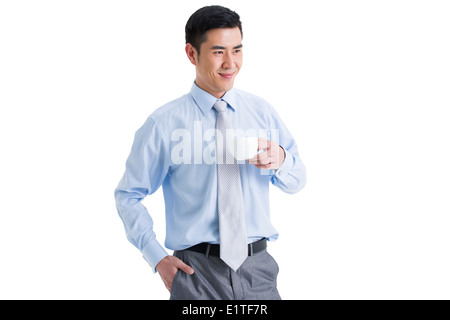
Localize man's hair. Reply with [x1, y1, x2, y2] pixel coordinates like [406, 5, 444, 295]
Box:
[185, 5, 243, 54]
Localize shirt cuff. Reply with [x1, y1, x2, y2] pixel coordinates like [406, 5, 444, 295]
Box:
[141, 238, 169, 273]
[274, 147, 294, 178]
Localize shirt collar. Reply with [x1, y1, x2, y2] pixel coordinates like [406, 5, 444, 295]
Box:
[190, 82, 237, 116]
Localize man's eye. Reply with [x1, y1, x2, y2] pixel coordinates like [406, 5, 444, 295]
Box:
[214, 51, 224, 55]
[234, 50, 241, 54]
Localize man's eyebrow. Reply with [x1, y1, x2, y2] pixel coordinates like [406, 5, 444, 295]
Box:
[210, 44, 243, 50]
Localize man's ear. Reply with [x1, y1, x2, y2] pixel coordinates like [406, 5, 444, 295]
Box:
[185, 43, 198, 66]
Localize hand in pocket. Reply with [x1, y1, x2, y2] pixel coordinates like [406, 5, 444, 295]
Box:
[156, 255, 194, 291]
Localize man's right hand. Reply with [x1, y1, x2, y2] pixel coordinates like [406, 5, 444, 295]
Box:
[156, 255, 194, 292]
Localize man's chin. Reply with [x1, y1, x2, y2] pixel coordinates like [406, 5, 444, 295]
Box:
[218, 81, 235, 93]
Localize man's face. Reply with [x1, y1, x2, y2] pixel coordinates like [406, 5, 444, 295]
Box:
[186, 27, 243, 98]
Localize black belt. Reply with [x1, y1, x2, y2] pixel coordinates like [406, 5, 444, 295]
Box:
[184, 238, 267, 257]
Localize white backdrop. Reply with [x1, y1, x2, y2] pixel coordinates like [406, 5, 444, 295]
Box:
[1, 0, 449, 300]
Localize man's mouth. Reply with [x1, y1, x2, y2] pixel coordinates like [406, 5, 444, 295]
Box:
[218, 72, 235, 79]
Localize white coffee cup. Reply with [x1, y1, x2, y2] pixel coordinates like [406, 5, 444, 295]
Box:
[228, 137, 259, 161]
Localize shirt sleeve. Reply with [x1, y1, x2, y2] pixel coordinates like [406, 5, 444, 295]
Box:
[268, 106, 307, 194]
[114, 117, 170, 272]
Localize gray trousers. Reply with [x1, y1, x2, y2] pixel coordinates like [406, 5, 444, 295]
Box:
[170, 248, 281, 300]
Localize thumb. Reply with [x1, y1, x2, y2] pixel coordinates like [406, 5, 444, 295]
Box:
[258, 138, 269, 151]
[176, 260, 195, 275]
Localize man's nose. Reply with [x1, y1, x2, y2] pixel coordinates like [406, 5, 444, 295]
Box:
[222, 52, 234, 69]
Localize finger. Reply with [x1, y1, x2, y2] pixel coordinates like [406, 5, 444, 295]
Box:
[254, 156, 277, 169]
[257, 138, 270, 151]
[249, 150, 268, 163]
[254, 163, 273, 170]
[176, 260, 195, 275]
[257, 153, 275, 165]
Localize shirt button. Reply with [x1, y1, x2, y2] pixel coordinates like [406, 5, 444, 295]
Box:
[278, 170, 283, 175]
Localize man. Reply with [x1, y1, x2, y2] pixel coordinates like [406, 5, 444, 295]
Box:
[115, 5, 306, 300]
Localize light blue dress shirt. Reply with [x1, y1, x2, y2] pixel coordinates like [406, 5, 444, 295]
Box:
[114, 83, 306, 271]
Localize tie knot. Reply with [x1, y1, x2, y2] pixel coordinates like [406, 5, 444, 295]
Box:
[213, 100, 228, 113]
